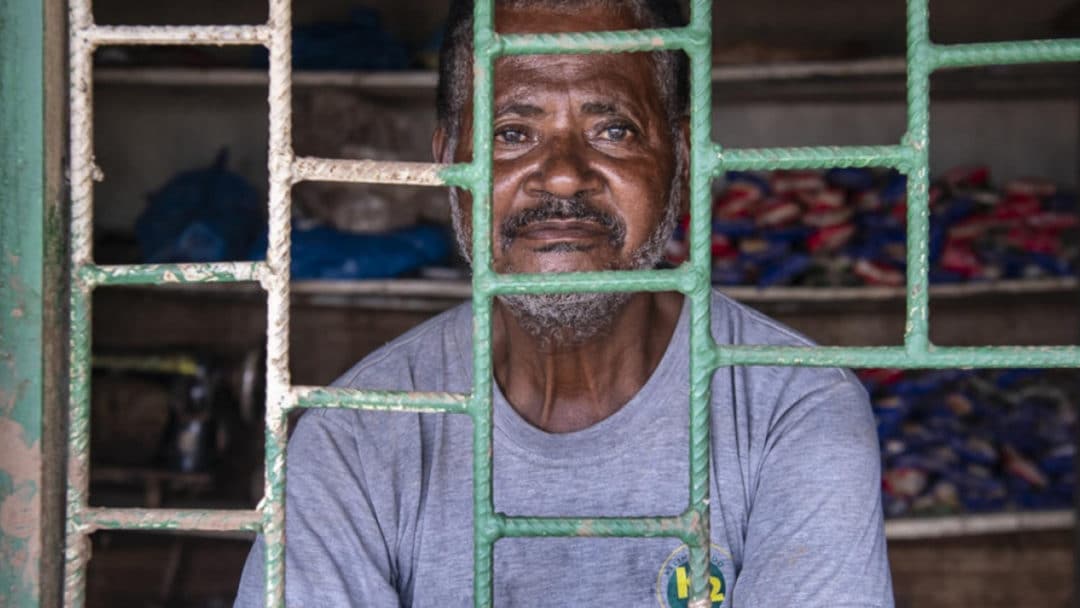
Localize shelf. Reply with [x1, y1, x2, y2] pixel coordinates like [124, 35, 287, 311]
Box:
[95, 59, 904, 88]
[105, 274, 1075, 311]
[93, 58, 1080, 101]
[884, 510, 1073, 540]
[95, 66, 438, 90]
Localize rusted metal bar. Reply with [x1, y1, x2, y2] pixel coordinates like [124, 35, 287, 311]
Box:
[80, 261, 268, 286]
[293, 157, 447, 187]
[83, 24, 271, 46]
[261, 0, 294, 605]
[77, 508, 262, 533]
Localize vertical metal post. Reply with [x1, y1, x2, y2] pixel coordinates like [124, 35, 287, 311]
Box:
[0, 1, 47, 605]
[262, 0, 294, 605]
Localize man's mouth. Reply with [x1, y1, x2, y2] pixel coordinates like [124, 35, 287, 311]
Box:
[498, 194, 628, 253]
[516, 219, 610, 244]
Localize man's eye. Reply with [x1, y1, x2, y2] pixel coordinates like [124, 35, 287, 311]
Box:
[599, 123, 634, 142]
[495, 127, 529, 144]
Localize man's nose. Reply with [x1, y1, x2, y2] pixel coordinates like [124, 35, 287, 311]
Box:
[529, 135, 600, 199]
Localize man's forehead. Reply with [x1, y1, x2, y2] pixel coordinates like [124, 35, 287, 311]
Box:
[491, 54, 660, 111]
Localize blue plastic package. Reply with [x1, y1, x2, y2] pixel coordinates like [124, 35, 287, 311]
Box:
[711, 219, 757, 238]
[880, 172, 907, 205]
[135, 150, 263, 263]
[825, 167, 875, 192]
[248, 222, 451, 280]
[724, 171, 771, 196]
[757, 254, 811, 287]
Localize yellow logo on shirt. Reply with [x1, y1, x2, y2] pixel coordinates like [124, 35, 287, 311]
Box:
[656, 544, 729, 607]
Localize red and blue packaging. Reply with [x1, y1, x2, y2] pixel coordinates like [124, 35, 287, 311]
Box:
[664, 166, 1078, 287]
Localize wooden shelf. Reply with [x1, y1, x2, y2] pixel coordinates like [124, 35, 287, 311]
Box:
[885, 510, 1073, 540]
[135, 275, 1078, 304]
[95, 66, 438, 90]
[93, 58, 1080, 101]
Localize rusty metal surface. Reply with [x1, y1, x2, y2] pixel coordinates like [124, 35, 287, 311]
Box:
[84, 24, 271, 46]
[292, 157, 447, 187]
[76, 508, 262, 533]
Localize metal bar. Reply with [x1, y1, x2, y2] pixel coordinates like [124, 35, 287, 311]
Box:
[292, 157, 447, 187]
[685, 0, 716, 604]
[82, 24, 271, 46]
[63, 282, 91, 608]
[67, 9, 93, 270]
[77, 508, 262, 533]
[713, 345, 1080, 369]
[0, 0, 46, 603]
[495, 26, 705, 55]
[79, 261, 267, 286]
[483, 268, 690, 296]
[498, 513, 696, 543]
[932, 39, 1080, 69]
[291, 387, 471, 415]
[261, 0, 293, 604]
[718, 145, 913, 172]
[469, 0, 497, 603]
[63, 0, 95, 602]
[903, 0, 932, 355]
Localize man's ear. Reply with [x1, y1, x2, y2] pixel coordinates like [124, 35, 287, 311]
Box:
[432, 126, 451, 164]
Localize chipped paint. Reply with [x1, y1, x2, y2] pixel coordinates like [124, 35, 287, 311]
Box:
[2, 0, 46, 604]
[0, 420, 43, 604]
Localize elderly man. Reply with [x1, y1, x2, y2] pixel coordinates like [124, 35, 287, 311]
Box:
[236, 0, 893, 606]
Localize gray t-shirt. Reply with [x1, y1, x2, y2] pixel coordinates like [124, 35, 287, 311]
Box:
[236, 291, 893, 607]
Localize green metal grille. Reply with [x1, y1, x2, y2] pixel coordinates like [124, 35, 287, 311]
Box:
[59, 0, 1080, 606]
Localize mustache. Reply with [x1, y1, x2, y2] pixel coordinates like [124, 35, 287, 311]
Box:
[499, 193, 627, 250]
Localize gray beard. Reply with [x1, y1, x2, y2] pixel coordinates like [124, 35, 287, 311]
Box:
[449, 185, 682, 347]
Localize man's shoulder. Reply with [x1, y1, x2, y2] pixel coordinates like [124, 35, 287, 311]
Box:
[710, 288, 816, 348]
[332, 301, 472, 392]
[710, 288, 868, 401]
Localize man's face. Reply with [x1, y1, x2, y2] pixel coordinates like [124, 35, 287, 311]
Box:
[441, 3, 682, 276]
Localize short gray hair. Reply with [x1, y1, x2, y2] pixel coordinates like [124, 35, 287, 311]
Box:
[435, 0, 689, 145]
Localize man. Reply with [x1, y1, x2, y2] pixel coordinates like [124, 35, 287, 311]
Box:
[236, 0, 893, 605]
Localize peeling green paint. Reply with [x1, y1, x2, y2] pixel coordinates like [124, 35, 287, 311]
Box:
[1, 0, 45, 605]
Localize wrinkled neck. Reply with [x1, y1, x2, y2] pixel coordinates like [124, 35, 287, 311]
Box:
[492, 291, 683, 433]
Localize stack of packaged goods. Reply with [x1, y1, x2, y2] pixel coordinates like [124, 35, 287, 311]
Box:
[664, 166, 1079, 287]
[860, 368, 1076, 518]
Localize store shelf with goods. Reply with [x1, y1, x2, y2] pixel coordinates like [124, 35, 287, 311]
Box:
[93, 58, 1080, 101]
